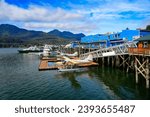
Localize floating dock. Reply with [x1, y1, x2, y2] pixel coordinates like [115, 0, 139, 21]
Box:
[39, 60, 59, 71]
[38, 58, 98, 71]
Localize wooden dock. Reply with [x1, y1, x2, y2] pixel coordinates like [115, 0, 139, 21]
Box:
[78, 62, 98, 67]
[41, 57, 63, 62]
[39, 60, 59, 71]
[39, 59, 98, 71]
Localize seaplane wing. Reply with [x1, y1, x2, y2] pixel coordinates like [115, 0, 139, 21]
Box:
[63, 54, 93, 64]
[65, 52, 78, 57]
[60, 52, 78, 57]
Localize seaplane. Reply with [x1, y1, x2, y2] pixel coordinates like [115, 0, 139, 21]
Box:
[57, 54, 93, 72]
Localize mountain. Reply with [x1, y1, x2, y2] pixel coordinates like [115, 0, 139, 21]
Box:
[0, 24, 85, 47]
[48, 29, 62, 36]
[48, 29, 85, 40]
[0, 24, 47, 43]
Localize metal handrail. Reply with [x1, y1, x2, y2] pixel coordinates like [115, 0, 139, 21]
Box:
[80, 42, 137, 59]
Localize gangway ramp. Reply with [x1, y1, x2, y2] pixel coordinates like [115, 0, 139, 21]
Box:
[80, 42, 137, 59]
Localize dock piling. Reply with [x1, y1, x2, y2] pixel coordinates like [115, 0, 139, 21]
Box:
[146, 58, 150, 88]
[135, 58, 139, 84]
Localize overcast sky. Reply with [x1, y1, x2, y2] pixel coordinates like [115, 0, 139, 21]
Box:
[0, 0, 150, 34]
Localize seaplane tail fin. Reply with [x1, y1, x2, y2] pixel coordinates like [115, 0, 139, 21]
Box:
[73, 52, 78, 56]
[66, 51, 78, 57]
[84, 54, 93, 62]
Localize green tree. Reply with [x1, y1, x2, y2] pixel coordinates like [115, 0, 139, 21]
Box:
[146, 25, 150, 30]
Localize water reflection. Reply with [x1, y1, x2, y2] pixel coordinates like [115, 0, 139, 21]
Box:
[89, 67, 150, 99]
[55, 65, 150, 99]
[56, 70, 90, 89]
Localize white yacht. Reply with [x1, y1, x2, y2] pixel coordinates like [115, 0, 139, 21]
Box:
[42, 44, 52, 57]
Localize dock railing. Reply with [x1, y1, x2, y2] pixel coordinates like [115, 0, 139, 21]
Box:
[128, 48, 150, 56]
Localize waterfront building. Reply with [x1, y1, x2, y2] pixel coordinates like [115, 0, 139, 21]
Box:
[81, 28, 150, 48]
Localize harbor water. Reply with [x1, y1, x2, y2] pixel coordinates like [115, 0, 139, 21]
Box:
[0, 48, 150, 100]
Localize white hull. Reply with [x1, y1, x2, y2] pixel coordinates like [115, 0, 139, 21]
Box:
[41, 44, 52, 57]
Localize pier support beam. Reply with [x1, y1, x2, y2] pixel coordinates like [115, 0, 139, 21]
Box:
[126, 56, 130, 73]
[107, 57, 110, 66]
[102, 57, 105, 66]
[126, 55, 134, 73]
[123, 55, 125, 68]
[115, 56, 120, 67]
[146, 58, 149, 88]
[119, 55, 130, 70]
[135, 58, 138, 84]
[134, 56, 150, 88]
[146, 79, 149, 89]
[112, 57, 115, 67]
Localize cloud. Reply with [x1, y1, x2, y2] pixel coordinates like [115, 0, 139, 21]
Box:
[76, 0, 150, 32]
[24, 22, 96, 33]
[0, 0, 83, 22]
[76, 0, 150, 19]
[0, 0, 94, 33]
[0, 0, 150, 34]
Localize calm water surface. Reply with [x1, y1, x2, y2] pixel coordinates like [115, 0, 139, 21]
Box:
[0, 48, 150, 100]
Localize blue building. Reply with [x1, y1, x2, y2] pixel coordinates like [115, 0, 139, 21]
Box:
[81, 29, 150, 48]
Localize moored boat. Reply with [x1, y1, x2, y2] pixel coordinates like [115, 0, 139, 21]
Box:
[39, 44, 52, 57]
[18, 46, 42, 53]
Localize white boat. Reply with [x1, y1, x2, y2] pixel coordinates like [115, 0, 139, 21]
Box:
[39, 44, 52, 57]
[18, 46, 42, 53]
